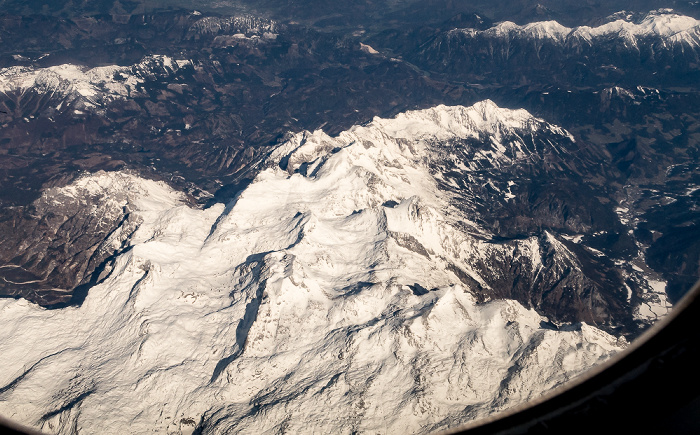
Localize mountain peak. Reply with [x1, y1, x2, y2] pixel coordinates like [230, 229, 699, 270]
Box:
[269, 100, 557, 178]
[454, 10, 700, 46]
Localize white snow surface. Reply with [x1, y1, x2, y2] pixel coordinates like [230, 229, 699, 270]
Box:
[457, 9, 700, 47]
[0, 101, 625, 435]
[37, 170, 185, 213]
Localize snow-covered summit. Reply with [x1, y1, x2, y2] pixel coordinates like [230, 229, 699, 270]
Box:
[37, 170, 186, 213]
[454, 10, 700, 47]
[573, 10, 700, 42]
[0, 101, 628, 434]
[367, 100, 550, 140]
[486, 20, 571, 41]
[271, 100, 570, 177]
[0, 55, 190, 110]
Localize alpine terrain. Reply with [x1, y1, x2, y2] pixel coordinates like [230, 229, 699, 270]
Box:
[0, 1, 698, 434]
[0, 101, 628, 434]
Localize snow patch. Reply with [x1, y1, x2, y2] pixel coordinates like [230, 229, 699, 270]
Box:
[634, 278, 673, 321]
[360, 43, 380, 54]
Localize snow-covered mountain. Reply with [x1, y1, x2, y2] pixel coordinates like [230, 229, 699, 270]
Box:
[452, 9, 700, 48]
[0, 55, 191, 112]
[0, 101, 636, 434]
[187, 14, 280, 37]
[413, 9, 700, 86]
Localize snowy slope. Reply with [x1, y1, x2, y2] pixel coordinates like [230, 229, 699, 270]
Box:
[0, 101, 628, 435]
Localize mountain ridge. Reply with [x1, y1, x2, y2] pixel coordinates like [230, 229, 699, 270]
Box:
[0, 102, 632, 432]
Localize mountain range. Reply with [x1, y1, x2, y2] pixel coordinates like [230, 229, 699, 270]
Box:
[0, 3, 698, 434]
[0, 102, 629, 434]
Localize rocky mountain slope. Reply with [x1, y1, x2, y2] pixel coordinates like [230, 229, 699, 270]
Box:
[0, 102, 629, 435]
[0, 171, 184, 306]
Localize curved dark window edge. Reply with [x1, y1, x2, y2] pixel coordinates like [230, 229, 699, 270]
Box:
[0, 416, 43, 435]
[449, 279, 700, 435]
[1, 281, 699, 435]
